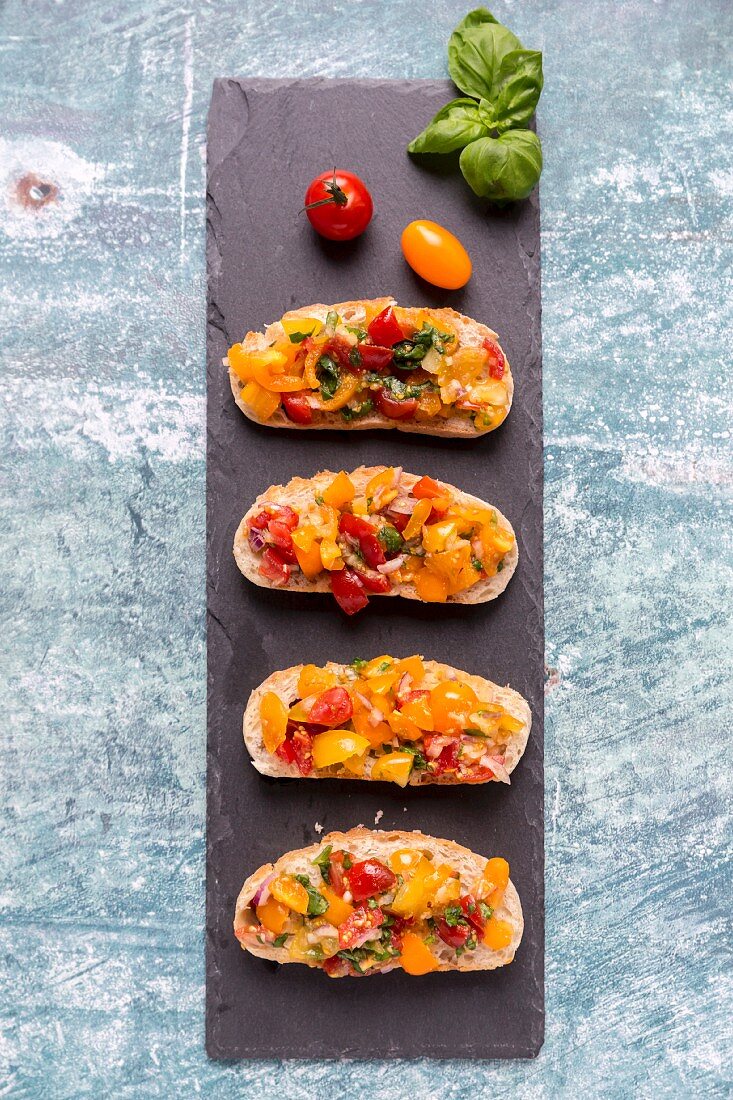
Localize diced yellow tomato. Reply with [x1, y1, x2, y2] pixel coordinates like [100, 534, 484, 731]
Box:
[413, 568, 449, 603]
[242, 348, 303, 392]
[280, 315, 323, 341]
[362, 655, 394, 677]
[468, 708, 502, 737]
[259, 691, 288, 753]
[291, 524, 317, 552]
[488, 527, 515, 555]
[315, 504, 339, 541]
[416, 391, 443, 419]
[399, 932, 438, 975]
[365, 467, 399, 511]
[390, 856, 434, 916]
[402, 498, 433, 541]
[469, 380, 507, 406]
[389, 849, 425, 875]
[400, 694, 434, 731]
[294, 541, 323, 580]
[482, 857, 510, 894]
[319, 538, 344, 571]
[320, 884, 354, 926]
[433, 876, 462, 906]
[315, 375, 360, 412]
[341, 752, 367, 777]
[288, 700, 312, 723]
[387, 709, 422, 741]
[297, 664, 338, 698]
[498, 711, 524, 734]
[270, 874, 309, 915]
[483, 916, 513, 951]
[422, 520, 460, 554]
[393, 655, 425, 682]
[351, 697, 392, 749]
[351, 496, 369, 517]
[227, 342, 255, 382]
[256, 896, 289, 935]
[311, 730, 369, 769]
[370, 751, 414, 787]
[240, 380, 281, 421]
[430, 681, 479, 734]
[422, 863, 455, 901]
[322, 471, 355, 509]
[445, 346, 487, 386]
[367, 671, 400, 696]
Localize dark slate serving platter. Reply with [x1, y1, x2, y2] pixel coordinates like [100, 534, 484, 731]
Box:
[206, 78, 543, 1060]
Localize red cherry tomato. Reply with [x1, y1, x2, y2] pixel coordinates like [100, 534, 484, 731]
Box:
[338, 513, 386, 568]
[328, 850, 351, 896]
[375, 388, 418, 420]
[368, 306, 405, 347]
[437, 918, 471, 948]
[321, 336, 354, 370]
[267, 520, 297, 561]
[388, 511, 410, 533]
[330, 568, 369, 615]
[290, 726, 313, 776]
[353, 568, 390, 593]
[346, 859, 396, 903]
[258, 547, 291, 585]
[350, 344, 394, 372]
[308, 686, 354, 726]
[459, 894, 486, 934]
[304, 169, 373, 241]
[275, 737, 296, 765]
[412, 475, 444, 499]
[338, 904, 384, 949]
[483, 337, 506, 379]
[281, 391, 313, 424]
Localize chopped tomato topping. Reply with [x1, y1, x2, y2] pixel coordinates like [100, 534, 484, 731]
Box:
[330, 568, 369, 615]
[338, 513, 386, 568]
[337, 904, 384, 949]
[350, 344, 394, 372]
[459, 893, 486, 934]
[483, 337, 506, 379]
[322, 955, 348, 977]
[347, 858, 397, 903]
[281, 391, 314, 424]
[367, 305, 405, 347]
[308, 686, 353, 726]
[388, 511, 410, 533]
[328, 850, 351, 896]
[374, 389, 418, 420]
[353, 568, 390, 593]
[437, 918, 471, 948]
[321, 336, 353, 370]
[412, 476, 444, 499]
[259, 547, 291, 585]
[290, 726, 313, 775]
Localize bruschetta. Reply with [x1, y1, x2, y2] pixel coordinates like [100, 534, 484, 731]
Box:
[246, 656, 531, 786]
[234, 828, 523, 978]
[225, 298, 512, 436]
[234, 465, 517, 613]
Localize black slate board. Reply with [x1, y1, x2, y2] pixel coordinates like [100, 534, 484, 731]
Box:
[206, 78, 544, 1060]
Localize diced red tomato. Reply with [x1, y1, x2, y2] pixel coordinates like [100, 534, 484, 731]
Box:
[353, 568, 390, 594]
[259, 547, 291, 585]
[267, 519, 297, 563]
[350, 344, 394, 372]
[437, 918, 471, 948]
[412, 476, 444, 499]
[290, 726, 313, 776]
[368, 305, 405, 347]
[375, 389, 418, 420]
[337, 904, 384, 949]
[396, 686, 430, 709]
[308, 686, 353, 726]
[424, 736, 461, 775]
[249, 510, 270, 531]
[389, 915, 414, 950]
[483, 337, 506, 379]
[328, 850, 351, 895]
[281, 391, 314, 424]
[338, 513, 386, 568]
[347, 859, 396, 903]
[330, 568, 369, 615]
[275, 737, 297, 765]
[459, 893, 486, 934]
[388, 511, 410, 533]
[322, 955, 348, 977]
[322, 336, 353, 370]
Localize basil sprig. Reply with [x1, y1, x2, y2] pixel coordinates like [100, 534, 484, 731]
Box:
[408, 8, 543, 203]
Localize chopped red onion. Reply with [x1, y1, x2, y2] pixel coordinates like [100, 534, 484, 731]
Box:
[248, 528, 267, 552]
[377, 554, 406, 575]
[480, 755, 511, 784]
[250, 873, 275, 908]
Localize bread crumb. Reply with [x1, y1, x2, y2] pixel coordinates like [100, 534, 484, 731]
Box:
[314, 821, 323, 834]
[374, 809, 383, 825]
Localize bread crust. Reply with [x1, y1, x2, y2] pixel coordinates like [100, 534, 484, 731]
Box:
[226, 298, 513, 437]
[233, 465, 518, 605]
[233, 828, 523, 976]
[243, 660, 531, 784]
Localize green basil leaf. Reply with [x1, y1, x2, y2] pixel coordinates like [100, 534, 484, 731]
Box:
[450, 7, 500, 37]
[491, 49, 544, 131]
[408, 98, 488, 155]
[294, 874, 329, 917]
[448, 22, 522, 101]
[459, 130, 542, 202]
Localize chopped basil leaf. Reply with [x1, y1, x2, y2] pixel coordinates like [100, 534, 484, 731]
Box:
[351, 658, 368, 671]
[471, 557, 484, 571]
[317, 354, 340, 400]
[337, 947, 368, 973]
[378, 526, 404, 553]
[377, 374, 437, 400]
[443, 904, 468, 928]
[479, 901, 494, 922]
[287, 330, 311, 344]
[497, 559, 505, 572]
[294, 874, 329, 917]
[312, 844, 333, 883]
[341, 397, 374, 421]
[367, 897, 378, 909]
[273, 933, 289, 948]
[392, 323, 454, 366]
[377, 660, 392, 673]
[342, 852, 353, 871]
[400, 745, 428, 770]
[315, 494, 325, 505]
[325, 310, 339, 329]
[345, 324, 367, 341]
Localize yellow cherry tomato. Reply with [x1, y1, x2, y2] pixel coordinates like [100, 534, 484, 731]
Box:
[259, 691, 288, 754]
[270, 874, 310, 915]
[256, 896, 289, 935]
[369, 751, 415, 787]
[399, 931, 439, 975]
[311, 730, 370, 769]
[483, 916, 513, 951]
[430, 680, 479, 734]
[320, 884, 354, 927]
[401, 220, 472, 290]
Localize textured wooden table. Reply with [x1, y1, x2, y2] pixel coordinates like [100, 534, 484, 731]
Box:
[1, 0, 731, 1096]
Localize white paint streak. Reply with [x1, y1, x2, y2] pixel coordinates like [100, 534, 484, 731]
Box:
[552, 779, 561, 842]
[179, 17, 194, 267]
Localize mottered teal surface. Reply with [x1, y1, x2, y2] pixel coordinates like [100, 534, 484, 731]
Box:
[1, 0, 731, 1095]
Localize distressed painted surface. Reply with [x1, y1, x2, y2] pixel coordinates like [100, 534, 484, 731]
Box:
[0, 0, 730, 1096]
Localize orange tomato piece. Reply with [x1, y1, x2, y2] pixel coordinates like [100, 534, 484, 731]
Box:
[483, 917, 513, 951]
[393, 655, 425, 682]
[256, 896, 289, 935]
[297, 664, 338, 698]
[413, 568, 449, 603]
[270, 874, 309, 915]
[321, 884, 354, 927]
[387, 709, 423, 741]
[402, 498, 432, 541]
[240, 380, 281, 421]
[400, 694, 434, 732]
[259, 691, 288, 753]
[430, 681, 478, 734]
[399, 931, 439, 975]
[351, 696, 391, 749]
[294, 541, 323, 580]
[322, 471, 356, 508]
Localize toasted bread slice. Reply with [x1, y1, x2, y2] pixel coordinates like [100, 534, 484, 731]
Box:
[244, 660, 531, 785]
[226, 298, 513, 437]
[233, 466, 518, 606]
[234, 828, 523, 977]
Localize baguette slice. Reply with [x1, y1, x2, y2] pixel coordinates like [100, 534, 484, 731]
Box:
[234, 828, 523, 977]
[226, 297, 513, 437]
[244, 660, 531, 784]
[234, 465, 518, 606]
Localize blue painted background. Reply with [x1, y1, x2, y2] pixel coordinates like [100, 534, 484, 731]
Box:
[1, 0, 731, 1096]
